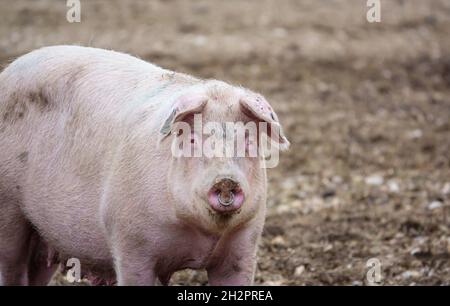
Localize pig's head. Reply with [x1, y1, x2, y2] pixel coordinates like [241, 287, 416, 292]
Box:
[158, 81, 289, 234]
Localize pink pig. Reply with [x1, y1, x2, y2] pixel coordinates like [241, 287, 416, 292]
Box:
[0, 46, 289, 286]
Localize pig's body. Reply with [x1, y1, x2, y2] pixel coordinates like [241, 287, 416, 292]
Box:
[0, 46, 287, 285]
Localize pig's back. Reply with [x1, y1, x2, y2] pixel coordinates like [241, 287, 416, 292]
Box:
[0, 46, 197, 260]
[0, 45, 177, 115]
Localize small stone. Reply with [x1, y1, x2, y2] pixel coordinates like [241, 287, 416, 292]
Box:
[387, 181, 400, 193]
[442, 183, 450, 195]
[294, 265, 305, 277]
[265, 280, 283, 286]
[324, 244, 333, 252]
[428, 201, 443, 210]
[402, 270, 422, 279]
[193, 35, 207, 46]
[365, 175, 384, 186]
[410, 247, 421, 256]
[291, 200, 303, 209]
[332, 176, 343, 184]
[407, 129, 423, 139]
[276, 204, 290, 214]
[271, 236, 286, 247]
[281, 178, 297, 190]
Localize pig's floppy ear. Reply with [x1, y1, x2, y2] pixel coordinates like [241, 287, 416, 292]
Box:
[159, 93, 208, 141]
[240, 95, 290, 151]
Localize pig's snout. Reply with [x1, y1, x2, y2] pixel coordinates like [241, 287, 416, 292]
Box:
[208, 177, 245, 213]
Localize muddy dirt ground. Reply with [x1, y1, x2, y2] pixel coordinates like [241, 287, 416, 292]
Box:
[1, 0, 449, 285]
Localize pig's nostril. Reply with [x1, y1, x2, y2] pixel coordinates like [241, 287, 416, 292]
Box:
[212, 178, 239, 192]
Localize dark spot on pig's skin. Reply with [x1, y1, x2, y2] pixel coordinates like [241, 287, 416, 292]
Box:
[15, 185, 21, 190]
[29, 91, 50, 110]
[17, 151, 28, 163]
[231, 262, 242, 273]
[3, 92, 30, 122]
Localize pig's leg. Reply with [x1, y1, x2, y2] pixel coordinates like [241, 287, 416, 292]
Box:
[104, 195, 157, 285]
[28, 264, 58, 286]
[207, 226, 262, 286]
[0, 199, 31, 285]
[27, 234, 58, 286]
[112, 242, 157, 286]
[114, 254, 157, 286]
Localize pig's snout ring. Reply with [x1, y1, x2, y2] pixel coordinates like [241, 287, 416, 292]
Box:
[218, 192, 234, 206]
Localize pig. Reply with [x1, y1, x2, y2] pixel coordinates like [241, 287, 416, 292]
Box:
[0, 45, 289, 286]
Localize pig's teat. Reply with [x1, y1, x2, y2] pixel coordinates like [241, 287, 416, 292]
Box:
[208, 178, 245, 213]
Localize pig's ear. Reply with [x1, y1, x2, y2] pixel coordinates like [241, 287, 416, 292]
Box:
[240, 95, 290, 151]
[159, 93, 208, 141]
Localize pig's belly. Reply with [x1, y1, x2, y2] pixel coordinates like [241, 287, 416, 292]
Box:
[20, 171, 112, 263]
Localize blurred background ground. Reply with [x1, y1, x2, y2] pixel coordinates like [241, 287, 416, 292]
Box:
[0, 0, 449, 285]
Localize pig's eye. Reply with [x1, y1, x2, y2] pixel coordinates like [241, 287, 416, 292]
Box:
[175, 130, 199, 147]
[175, 130, 197, 145]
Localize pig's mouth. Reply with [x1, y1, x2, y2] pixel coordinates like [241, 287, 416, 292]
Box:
[207, 178, 245, 214]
